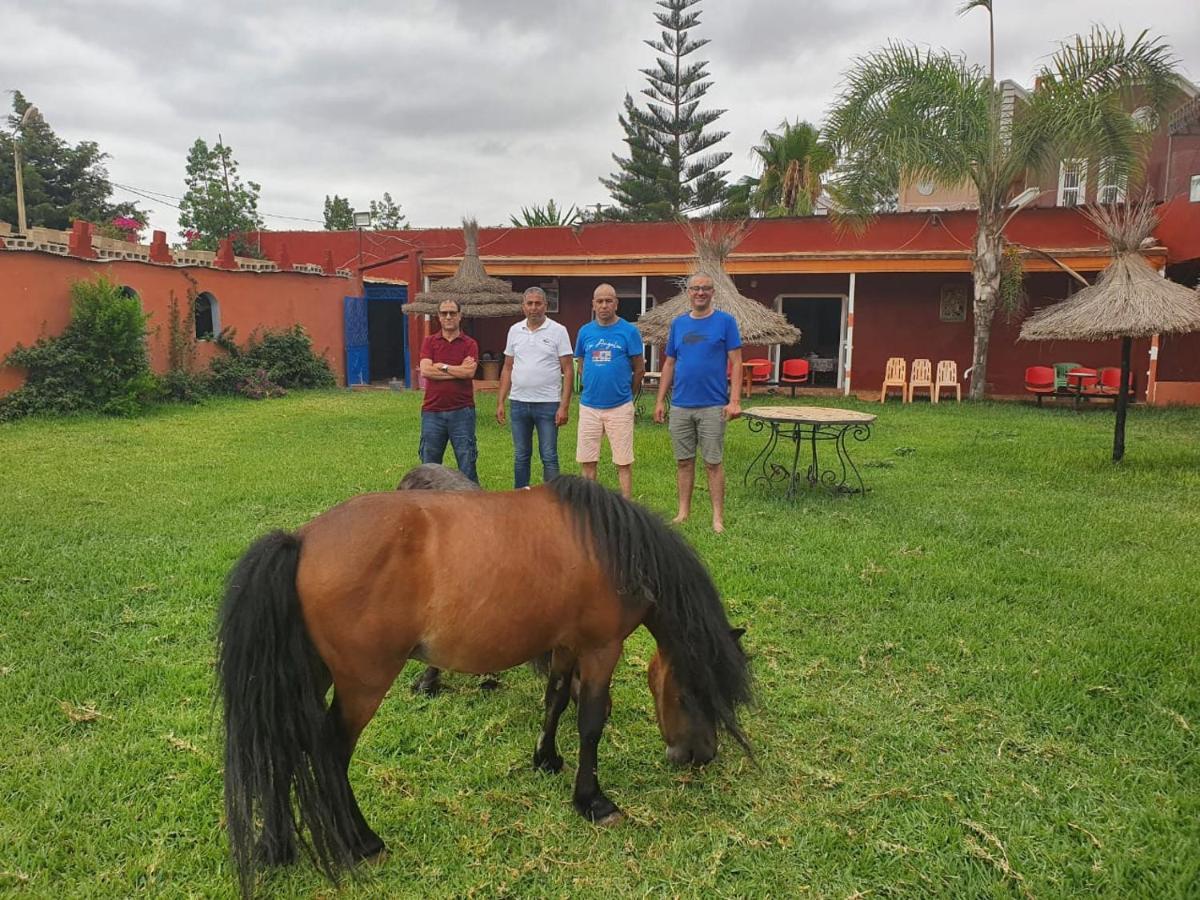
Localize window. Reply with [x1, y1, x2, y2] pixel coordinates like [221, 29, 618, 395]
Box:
[1057, 159, 1088, 207]
[1191, 175, 1200, 203]
[194, 291, 219, 340]
[1097, 159, 1126, 205]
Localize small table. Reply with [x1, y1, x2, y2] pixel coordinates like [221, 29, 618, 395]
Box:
[738, 361, 759, 398]
[743, 406, 877, 497]
[1066, 368, 1099, 410]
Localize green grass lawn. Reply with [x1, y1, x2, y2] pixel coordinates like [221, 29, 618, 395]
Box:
[1, 390, 1197, 898]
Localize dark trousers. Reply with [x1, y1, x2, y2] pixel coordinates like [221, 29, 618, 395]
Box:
[419, 407, 478, 484]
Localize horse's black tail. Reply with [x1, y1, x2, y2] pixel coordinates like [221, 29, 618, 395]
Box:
[217, 530, 356, 898]
[546, 477, 752, 754]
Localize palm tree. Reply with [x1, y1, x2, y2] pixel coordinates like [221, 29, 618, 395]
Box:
[825, 26, 1181, 399]
[746, 120, 835, 217]
[509, 199, 581, 228]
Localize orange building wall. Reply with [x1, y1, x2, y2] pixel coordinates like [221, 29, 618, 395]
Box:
[0, 252, 352, 395]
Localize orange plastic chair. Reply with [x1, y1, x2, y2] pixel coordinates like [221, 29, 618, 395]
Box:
[1024, 366, 1056, 406]
[879, 357, 907, 403]
[780, 358, 810, 397]
[908, 358, 933, 403]
[933, 360, 960, 403]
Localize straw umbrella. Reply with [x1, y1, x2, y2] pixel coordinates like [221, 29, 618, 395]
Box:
[401, 219, 524, 317]
[635, 221, 802, 347]
[1019, 201, 1200, 461]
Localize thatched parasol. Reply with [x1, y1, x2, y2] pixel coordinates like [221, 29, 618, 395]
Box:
[1019, 201, 1200, 461]
[402, 219, 524, 317]
[634, 221, 802, 346]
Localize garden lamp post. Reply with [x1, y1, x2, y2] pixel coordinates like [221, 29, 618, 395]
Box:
[352, 210, 372, 293]
[11, 105, 41, 236]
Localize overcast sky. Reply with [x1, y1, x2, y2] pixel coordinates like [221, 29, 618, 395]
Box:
[4, 0, 1198, 239]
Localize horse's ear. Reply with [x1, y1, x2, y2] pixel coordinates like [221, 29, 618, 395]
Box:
[730, 627, 746, 642]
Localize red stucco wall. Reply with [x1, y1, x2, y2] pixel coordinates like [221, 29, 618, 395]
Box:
[0, 252, 352, 395]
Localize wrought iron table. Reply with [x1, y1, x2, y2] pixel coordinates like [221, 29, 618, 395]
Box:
[743, 406, 877, 497]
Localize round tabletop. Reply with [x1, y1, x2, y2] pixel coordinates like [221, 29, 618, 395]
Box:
[743, 406, 877, 426]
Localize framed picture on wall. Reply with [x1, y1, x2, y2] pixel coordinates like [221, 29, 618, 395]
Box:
[940, 284, 967, 322]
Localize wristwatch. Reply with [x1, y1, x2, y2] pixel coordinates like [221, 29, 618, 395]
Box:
[440, 363, 449, 373]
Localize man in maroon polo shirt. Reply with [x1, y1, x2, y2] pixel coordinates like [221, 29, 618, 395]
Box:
[418, 299, 479, 483]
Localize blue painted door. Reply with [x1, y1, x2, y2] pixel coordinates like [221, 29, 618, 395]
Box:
[343, 295, 369, 386]
[364, 283, 411, 387]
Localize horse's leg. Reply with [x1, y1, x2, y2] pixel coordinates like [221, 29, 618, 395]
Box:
[327, 684, 391, 862]
[572, 642, 624, 824]
[411, 665, 442, 696]
[533, 649, 577, 773]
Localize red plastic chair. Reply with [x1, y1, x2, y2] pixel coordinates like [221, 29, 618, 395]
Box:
[1096, 367, 1132, 397]
[780, 358, 810, 397]
[1024, 366, 1056, 406]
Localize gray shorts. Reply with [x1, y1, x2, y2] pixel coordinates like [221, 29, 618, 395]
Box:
[668, 405, 727, 464]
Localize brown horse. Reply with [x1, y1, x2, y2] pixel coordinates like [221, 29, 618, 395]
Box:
[395, 463, 489, 696]
[217, 475, 751, 897]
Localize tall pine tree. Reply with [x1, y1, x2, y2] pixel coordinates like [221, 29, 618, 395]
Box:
[602, 0, 730, 218]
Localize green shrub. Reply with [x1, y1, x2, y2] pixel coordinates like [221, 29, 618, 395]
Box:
[206, 325, 335, 397]
[161, 290, 209, 403]
[1, 277, 157, 421]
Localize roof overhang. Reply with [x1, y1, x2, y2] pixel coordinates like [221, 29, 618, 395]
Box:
[423, 247, 1161, 278]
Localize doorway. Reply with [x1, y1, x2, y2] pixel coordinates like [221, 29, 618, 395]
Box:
[773, 295, 846, 387]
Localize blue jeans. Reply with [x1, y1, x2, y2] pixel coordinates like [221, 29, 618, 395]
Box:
[510, 400, 560, 488]
[419, 407, 478, 484]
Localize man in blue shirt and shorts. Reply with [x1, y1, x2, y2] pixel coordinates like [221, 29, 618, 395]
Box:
[653, 273, 742, 532]
[575, 283, 645, 498]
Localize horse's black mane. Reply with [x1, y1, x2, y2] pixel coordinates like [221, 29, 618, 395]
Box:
[547, 476, 752, 754]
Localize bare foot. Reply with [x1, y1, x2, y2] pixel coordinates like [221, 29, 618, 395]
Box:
[712, 519, 725, 533]
[671, 513, 688, 525]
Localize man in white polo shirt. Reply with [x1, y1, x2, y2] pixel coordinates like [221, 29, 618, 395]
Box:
[496, 286, 574, 488]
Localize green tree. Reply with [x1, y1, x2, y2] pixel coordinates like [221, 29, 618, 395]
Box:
[600, 94, 676, 221]
[323, 194, 353, 230]
[0, 91, 143, 231]
[825, 25, 1181, 399]
[177, 137, 262, 253]
[602, 0, 729, 218]
[369, 192, 406, 229]
[744, 120, 835, 217]
[509, 199, 581, 227]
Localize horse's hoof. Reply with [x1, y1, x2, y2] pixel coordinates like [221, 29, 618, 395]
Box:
[575, 792, 621, 824]
[352, 840, 388, 866]
[478, 676, 501, 691]
[411, 674, 441, 697]
[358, 847, 389, 868]
[533, 751, 564, 773]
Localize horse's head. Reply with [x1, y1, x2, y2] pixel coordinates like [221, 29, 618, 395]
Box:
[648, 628, 745, 766]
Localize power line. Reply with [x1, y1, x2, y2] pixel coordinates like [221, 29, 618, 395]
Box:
[109, 181, 325, 225]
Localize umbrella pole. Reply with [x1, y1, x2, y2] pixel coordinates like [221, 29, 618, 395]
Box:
[1113, 336, 1132, 462]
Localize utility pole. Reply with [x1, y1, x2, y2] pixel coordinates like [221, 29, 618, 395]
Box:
[218, 132, 233, 244]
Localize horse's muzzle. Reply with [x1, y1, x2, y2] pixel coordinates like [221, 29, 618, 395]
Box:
[665, 742, 716, 767]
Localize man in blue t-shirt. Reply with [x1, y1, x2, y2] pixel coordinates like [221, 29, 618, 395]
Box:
[575, 283, 644, 498]
[653, 273, 742, 532]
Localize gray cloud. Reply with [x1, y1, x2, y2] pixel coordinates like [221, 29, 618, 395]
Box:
[3, 0, 1197, 237]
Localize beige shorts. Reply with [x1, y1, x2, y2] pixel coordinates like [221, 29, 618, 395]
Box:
[668, 405, 726, 464]
[576, 402, 635, 466]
